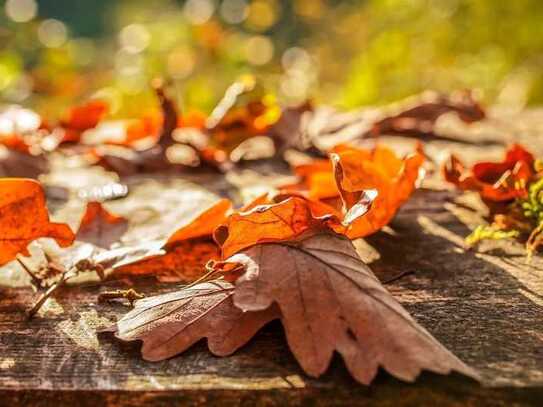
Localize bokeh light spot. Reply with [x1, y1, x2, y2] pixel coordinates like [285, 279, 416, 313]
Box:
[244, 35, 274, 65]
[220, 0, 249, 24]
[184, 0, 215, 25]
[167, 47, 196, 79]
[38, 19, 68, 48]
[119, 24, 151, 54]
[5, 0, 37, 23]
[245, 0, 279, 32]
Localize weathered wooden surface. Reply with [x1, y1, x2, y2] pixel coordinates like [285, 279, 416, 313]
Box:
[1, 108, 543, 405]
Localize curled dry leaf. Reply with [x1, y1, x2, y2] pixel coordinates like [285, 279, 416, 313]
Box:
[112, 220, 477, 384]
[443, 143, 534, 202]
[114, 199, 231, 282]
[282, 144, 424, 238]
[222, 231, 478, 384]
[370, 90, 485, 140]
[76, 201, 129, 249]
[268, 90, 486, 156]
[111, 280, 280, 361]
[332, 145, 424, 238]
[0, 178, 75, 266]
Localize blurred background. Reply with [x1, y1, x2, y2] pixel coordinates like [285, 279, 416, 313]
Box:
[1, 0, 543, 118]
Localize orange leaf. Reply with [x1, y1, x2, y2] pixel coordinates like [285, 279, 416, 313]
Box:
[62, 100, 108, 132]
[282, 144, 424, 238]
[215, 196, 344, 259]
[166, 198, 232, 246]
[0, 178, 75, 266]
[333, 145, 424, 238]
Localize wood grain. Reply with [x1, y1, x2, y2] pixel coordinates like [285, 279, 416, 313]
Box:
[1, 108, 543, 405]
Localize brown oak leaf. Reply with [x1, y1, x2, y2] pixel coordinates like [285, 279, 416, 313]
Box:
[222, 231, 478, 384]
[111, 280, 279, 361]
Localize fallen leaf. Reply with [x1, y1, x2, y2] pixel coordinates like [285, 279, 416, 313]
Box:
[332, 145, 424, 238]
[113, 199, 231, 282]
[111, 280, 280, 361]
[282, 144, 424, 238]
[214, 196, 344, 259]
[76, 201, 129, 249]
[58, 99, 109, 144]
[443, 143, 534, 201]
[222, 231, 478, 384]
[370, 90, 485, 140]
[268, 91, 486, 156]
[0, 178, 75, 266]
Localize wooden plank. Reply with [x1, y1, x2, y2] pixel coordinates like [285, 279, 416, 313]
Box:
[1, 109, 543, 405]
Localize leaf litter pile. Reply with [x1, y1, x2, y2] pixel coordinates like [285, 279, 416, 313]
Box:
[1, 79, 512, 386]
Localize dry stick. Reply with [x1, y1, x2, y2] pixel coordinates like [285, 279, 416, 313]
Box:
[382, 269, 415, 285]
[15, 254, 42, 290]
[98, 289, 144, 306]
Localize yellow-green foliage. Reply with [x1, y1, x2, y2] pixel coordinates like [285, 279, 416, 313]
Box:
[465, 225, 519, 248]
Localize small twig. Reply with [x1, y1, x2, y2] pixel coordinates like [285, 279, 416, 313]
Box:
[16, 254, 42, 290]
[98, 289, 144, 306]
[382, 269, 415, 285]
[26, 269, 75, 319]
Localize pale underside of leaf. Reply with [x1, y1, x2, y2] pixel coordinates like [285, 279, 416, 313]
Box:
[227, 233, 478, 384]
[114, 280, 279, 361]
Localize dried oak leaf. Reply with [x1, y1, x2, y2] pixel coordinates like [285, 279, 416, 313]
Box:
[27, 201, 158, 282]
[220, 231, 477, 384]
[443, 143, 534, 202]
[268, 91, 486, 156]
[282, 144, 424, 238]
[111, 280, 280, 361]
[113, 199, 231, 282]
[370, 90, 485, 140]
[76, 201, 129, 249]
[0, 178, 75, 266]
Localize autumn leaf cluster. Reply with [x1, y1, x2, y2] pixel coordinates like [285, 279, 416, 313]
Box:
[0, 83, 488, 386]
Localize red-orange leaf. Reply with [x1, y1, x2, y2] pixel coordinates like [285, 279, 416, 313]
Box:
[0, 178, 75, 266]
[61, 100, 108, 132]
[443, 144, 534, 201]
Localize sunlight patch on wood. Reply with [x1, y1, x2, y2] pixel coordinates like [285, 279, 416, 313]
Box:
[123, 373, 306, 390]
